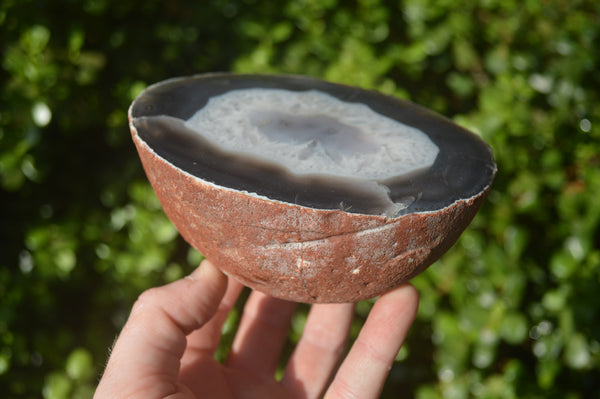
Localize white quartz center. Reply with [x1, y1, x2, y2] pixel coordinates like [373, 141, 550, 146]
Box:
[185, 88, 439, 180]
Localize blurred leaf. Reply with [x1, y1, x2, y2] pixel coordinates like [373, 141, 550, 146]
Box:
[565, 333, 592, 370]
[65, 348, 93, 381]
[42, 373, 70, 399]
[500, 312, 528, 345]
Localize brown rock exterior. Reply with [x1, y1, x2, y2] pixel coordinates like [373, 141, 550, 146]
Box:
[129, 73, 496, 303]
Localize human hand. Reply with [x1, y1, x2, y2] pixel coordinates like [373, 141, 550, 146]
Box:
[94, 259, 419, 399]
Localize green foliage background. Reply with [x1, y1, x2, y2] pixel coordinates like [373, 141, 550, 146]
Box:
[1, 0, 599, 398]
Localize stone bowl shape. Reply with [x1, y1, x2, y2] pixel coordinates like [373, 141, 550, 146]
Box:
[129, 73, 496, 303]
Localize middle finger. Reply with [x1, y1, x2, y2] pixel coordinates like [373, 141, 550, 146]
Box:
[226, 290, 297, 378]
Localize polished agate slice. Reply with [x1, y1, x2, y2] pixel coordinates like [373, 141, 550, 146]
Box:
[131, 74, 494, 218]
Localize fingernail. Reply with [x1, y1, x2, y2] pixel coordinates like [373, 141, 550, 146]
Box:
[186, 263, 204, 281]
[199, 260, 218, 278]
[187, 259, 216, 281]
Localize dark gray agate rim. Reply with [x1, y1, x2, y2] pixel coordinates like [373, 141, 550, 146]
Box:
[130, 73, 497, 216]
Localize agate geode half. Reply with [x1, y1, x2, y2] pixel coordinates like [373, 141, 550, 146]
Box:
[129, 73, 496, 303]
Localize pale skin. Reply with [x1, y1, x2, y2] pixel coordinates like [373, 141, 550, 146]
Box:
[94, 260, 419, 399]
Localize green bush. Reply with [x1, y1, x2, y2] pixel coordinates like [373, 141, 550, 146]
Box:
[1, 0, 598, 397]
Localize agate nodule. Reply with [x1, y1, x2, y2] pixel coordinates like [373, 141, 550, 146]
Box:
[129, 73, 496, 303]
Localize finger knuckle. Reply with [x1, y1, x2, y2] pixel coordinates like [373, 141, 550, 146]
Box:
[327, 377, 361, 399]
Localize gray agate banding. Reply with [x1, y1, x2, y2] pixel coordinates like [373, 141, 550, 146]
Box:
[130, 74, 496, 217]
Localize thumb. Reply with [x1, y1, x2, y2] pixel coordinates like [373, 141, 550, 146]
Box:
[95, 260, 228, 399]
